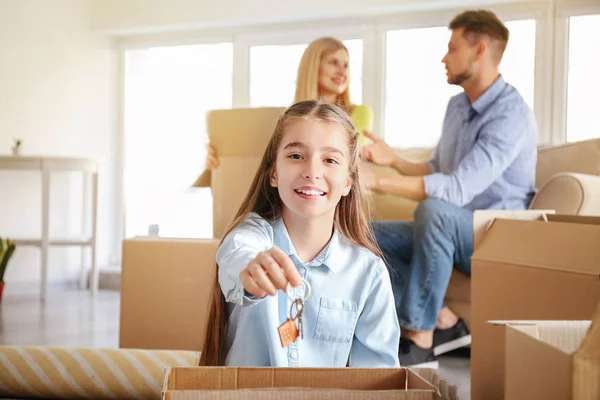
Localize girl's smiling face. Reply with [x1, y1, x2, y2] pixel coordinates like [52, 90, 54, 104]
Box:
[270, 118, 352, 221]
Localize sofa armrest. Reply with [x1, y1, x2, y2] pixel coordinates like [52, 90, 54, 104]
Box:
[529, 172, 600, 216]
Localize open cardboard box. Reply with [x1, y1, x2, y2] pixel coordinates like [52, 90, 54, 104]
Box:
[492, 302, 600, 399]
[470, 214, 600, 400]
[161, 367, 443, 399]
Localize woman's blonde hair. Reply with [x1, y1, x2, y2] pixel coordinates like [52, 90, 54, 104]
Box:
[294, 37, 352, 113]
[200, 100, 380, 366]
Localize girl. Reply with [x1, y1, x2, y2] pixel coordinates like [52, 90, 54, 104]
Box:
[205, 37, 373, 170]
[200, 100, 399, 367]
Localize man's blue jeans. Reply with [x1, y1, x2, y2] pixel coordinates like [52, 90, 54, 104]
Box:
[372, 199, 474, 332]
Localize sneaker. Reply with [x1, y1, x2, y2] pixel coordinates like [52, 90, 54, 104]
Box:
[398, 337, 439, 369]
[432, 318, 471, 356]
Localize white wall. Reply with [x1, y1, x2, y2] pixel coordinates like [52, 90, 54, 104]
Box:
[90, 0, 521, 33]
[0, 0, 119, 287]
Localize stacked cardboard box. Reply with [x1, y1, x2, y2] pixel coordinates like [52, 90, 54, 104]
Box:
[120, 107, 284, 351]
[471, 214, 600, 399]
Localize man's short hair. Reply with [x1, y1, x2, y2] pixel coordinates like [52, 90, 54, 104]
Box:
[449, 9, 509, 64]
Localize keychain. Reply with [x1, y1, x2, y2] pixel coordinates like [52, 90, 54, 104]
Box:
[278, 278, 311, 347]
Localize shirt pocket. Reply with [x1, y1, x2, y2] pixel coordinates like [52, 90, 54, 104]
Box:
[313, 296, 358, 343]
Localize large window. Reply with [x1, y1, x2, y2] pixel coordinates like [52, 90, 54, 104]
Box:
[249, 39, 363, 107]
[384, 20, 536, 149]
[566, 14, 600, 143]
[123, 43, 233, 238]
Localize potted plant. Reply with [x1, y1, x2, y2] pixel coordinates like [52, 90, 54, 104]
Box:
[11, 138, 23, 156]
[0, 238, 16, 303]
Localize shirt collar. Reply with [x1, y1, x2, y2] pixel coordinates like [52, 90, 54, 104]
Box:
[469, 75, 507, 117]
[272, 218, 346, 274]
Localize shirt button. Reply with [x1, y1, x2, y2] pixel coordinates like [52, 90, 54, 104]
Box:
[290, 351, 298, 360]
[299, 267, 306, 275]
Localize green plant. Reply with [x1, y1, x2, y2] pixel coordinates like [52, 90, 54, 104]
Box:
[0, 238, 16, 282]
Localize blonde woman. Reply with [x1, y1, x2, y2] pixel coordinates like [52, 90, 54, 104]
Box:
[206, 37, 372, 169]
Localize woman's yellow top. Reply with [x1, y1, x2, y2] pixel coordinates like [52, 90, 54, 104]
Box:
[349, 104, 373, 147]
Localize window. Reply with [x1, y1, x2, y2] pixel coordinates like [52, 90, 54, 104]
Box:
[124, 43, 233, 238]
[249, 39, 363, 107]
[384, 20, 536, 149]
[566, 14, 600, 143]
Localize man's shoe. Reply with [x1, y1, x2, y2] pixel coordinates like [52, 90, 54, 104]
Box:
[432, 318, 471, 356]
[398, 337, 439, 369]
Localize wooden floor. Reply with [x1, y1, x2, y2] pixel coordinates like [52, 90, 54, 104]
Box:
[0, 285, 471, 399]
[0, 284, 119, 349]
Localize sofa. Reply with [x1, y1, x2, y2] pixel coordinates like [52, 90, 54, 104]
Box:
[370, 138, 600, 329]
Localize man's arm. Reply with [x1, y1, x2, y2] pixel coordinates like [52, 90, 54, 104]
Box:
[363, 108, 534, 205]
[371, 174, 427, 202]
[391, 157, 431, 177]
[361, 131, 432, 177]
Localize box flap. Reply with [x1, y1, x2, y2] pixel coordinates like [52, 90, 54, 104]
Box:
[573, 303, 600, 399]
[490, 320, 591, 355]
[472, 218, 600, 277]
[504, 322, 574, 400]
[163, 367, 440, 395]
[191, 169, 211, 188]
[576, 302, 600, 357]
[166, 367, 410, 390]
[164, 389, 438, 399]
[472, 210, 554, 250]
[546, 214, 600, 225]
[513, 322, 591, 355]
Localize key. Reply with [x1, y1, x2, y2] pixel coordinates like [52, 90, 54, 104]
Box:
[278, 279, 311, 348]
[295, 299, 304, 339]
[278, 318, 299, 347]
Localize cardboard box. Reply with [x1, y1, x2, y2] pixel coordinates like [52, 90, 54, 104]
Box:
[119, 237, 219, 351]
[161, 367, 443, 399]
[470, 215, 600, 400]
[193, 107, 284, 238]
[444, 210, 555, 329]
[498, 302, 600, 399]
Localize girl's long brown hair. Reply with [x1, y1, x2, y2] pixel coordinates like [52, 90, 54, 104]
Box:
[200, 100, 381, 366]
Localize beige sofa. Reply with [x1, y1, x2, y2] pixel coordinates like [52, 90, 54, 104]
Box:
[371, 138, 600, 328]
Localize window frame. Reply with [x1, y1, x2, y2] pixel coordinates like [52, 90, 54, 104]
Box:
[552, 0, 600, 144]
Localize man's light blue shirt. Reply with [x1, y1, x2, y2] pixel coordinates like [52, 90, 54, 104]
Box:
[424, 76, 537, 210]
[216, 213, 400, 368]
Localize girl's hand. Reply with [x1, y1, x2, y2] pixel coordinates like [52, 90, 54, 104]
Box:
[240, 246, 302, 298]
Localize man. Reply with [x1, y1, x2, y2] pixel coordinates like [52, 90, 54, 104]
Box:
[361, 9, 537, 368]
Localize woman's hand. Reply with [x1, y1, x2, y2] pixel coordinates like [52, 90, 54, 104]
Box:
[206, 143, 219, 170]
[240, 246, 302, 298]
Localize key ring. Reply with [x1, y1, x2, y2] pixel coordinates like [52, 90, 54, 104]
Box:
[285, 278, 311, 302]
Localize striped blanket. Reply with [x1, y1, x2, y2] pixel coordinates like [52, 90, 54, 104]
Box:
[0, 346, 200, 399]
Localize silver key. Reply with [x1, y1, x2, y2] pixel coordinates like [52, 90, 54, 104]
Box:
[296, 299, 304, 339]
[291, 298, 304, 339]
